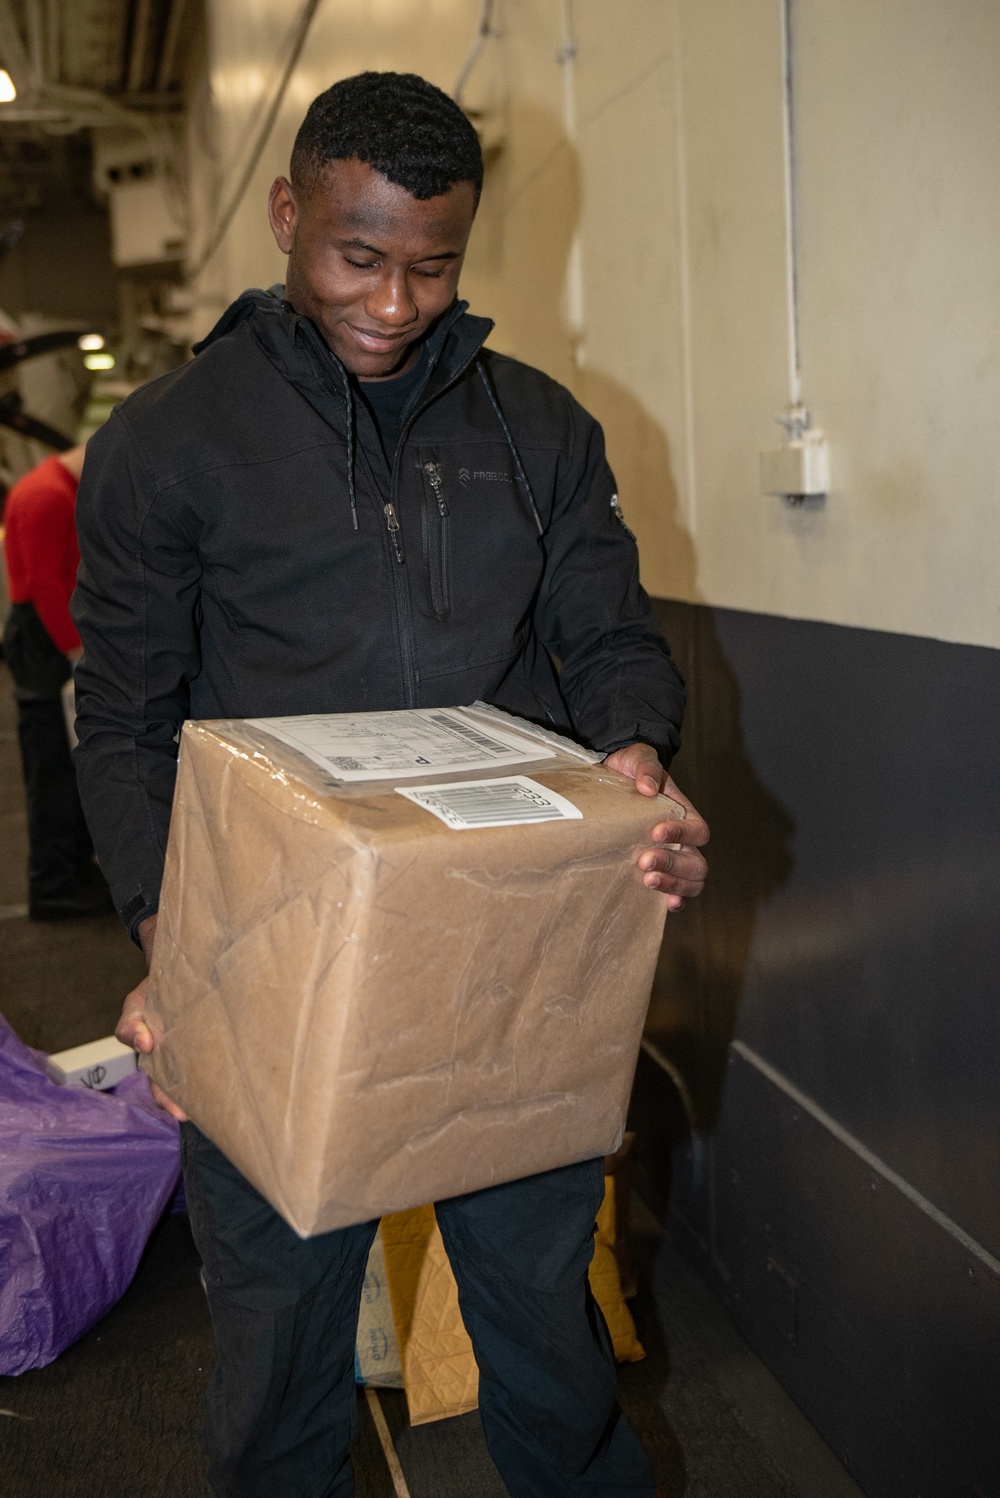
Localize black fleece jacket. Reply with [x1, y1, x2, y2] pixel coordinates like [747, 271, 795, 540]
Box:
[71, 290, 685, 939]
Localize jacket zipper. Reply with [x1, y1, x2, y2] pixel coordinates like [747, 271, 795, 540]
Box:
[424, 459, 448, 517]
[352, 336, 492, 709]
[352, 439, 419, 706]
[384, 501, 404, 563]
[421, 459, 451, 619]
[298, 316, 482, 711]
[378, 348, 486, 703]
[610, 492, 637, 541]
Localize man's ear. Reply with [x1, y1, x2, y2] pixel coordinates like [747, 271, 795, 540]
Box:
[268, 176, 298, 255]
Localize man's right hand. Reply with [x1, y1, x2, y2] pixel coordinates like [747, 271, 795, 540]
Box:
[117, 915, 188, 1122]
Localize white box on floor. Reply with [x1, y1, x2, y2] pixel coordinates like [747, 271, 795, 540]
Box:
[46, 1036, 136, 1091]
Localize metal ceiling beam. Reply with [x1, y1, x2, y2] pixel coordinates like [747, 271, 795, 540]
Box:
[60, 0, 129, 93]
[44, 0, 59, 84]
[127, 0, 154, 95]
[0, 0, 32, 94]
[24, 0, 45, 85]
[156, 0, 187, 92]
[0, 0, 189, 138]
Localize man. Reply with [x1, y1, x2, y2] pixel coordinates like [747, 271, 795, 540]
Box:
[2, 444, 111, 919]
[73, 73, 708, 1497]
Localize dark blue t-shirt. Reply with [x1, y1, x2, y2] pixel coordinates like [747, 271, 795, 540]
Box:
[357, 344, 429, 466]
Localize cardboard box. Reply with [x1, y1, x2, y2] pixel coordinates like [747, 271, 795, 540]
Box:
[46, 1035, 137, 1091]
[355, 1230, 404, 1389]
[146, 705, 676, 1236]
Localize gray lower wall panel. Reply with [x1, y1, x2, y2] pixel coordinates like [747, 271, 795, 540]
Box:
[712, 1049, 998, 1498]
[634, 599, 1000, 1498]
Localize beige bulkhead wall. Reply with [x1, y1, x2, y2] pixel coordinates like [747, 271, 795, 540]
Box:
[191, 0, 1000, 651]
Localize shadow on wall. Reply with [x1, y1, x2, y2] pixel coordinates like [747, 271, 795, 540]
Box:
[624, 596, 795, 1232]
[646, 603, 794, 1126]
[467, 104, 794, 1178]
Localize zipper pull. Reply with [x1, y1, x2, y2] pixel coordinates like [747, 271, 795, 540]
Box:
[423, 459, 448, 517]
[610, 492, 636, 540]
[384, 501, 405, 563]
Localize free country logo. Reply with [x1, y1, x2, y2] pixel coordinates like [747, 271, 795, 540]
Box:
[458, 467, 512, 487]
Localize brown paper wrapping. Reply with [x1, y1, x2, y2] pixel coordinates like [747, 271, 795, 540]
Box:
[145, 714, 674, 1236]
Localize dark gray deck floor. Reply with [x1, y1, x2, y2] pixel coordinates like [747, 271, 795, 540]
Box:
[0, 662, 863, 1497]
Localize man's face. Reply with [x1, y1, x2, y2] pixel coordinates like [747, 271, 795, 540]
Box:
[269, 158, 477, 379]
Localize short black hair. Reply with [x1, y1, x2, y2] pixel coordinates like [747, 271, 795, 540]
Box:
[291, 71, 483, 205]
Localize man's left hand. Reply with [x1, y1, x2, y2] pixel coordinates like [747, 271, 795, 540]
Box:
[603, 742, 709, 912]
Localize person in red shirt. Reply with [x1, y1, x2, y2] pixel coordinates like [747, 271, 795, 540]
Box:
[2, 447, 111, 919]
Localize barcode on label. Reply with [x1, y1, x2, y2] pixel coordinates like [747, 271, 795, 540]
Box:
[395, 776, 583, 830]
[427, 712, 514, 757]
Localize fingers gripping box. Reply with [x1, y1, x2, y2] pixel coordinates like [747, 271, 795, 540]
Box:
[145, 704, 677, 1236]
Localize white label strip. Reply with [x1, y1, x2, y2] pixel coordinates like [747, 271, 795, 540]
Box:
[396, 775, 583, 830]
[246, 707, 555, 782]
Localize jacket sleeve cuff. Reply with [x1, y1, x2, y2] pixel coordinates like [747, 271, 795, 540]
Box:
[120, 892, 160, 947]
[591, 727, 679, 771]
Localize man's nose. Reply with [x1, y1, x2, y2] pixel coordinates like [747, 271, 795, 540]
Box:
[367, 270, 418, 328]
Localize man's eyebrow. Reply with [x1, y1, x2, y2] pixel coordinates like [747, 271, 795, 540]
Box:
[335, 236, 460, 261]
[337, 236, 383, 256]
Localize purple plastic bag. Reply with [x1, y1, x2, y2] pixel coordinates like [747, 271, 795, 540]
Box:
[0, 1013, 181, 1375]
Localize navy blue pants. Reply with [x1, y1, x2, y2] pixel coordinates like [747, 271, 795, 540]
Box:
[181, 1125, 655, 1497]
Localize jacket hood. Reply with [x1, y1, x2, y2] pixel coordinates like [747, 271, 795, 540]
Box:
[193, 285, 494, 399]
[191, 285, 281, 351]
[190, 287, 538, 537]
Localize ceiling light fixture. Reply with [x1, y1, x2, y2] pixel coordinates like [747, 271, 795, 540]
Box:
[0, 71, 16, 104]
[78, 333, 106, 352]
[83, 352, 116, 371]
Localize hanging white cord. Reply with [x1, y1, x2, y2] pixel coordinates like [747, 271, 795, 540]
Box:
[187, 0, 324, 281]
[453, 0, 497, 108]
[779, 0, 802, 410]
[557, 0, 584, 350]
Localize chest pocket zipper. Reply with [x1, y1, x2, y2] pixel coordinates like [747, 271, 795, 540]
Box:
[610, 492, 637, 542]
[420, 458, 452, 619]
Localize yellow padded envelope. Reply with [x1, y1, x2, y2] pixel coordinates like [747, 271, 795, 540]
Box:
[379, 1174, 644, 1427]
[380, 1205, 481, 1426]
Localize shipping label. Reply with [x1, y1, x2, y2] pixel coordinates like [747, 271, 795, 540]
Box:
[246, 707, 555, 782]
[395, 776, 583, 830]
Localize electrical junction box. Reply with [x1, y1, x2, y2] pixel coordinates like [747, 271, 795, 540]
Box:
[46, 1035, 137, 1091]
[109, 176, 185, 268]
[760, 434, 830, 500]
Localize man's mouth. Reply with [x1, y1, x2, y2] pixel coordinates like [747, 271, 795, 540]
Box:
[348, 326, 411, 353]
